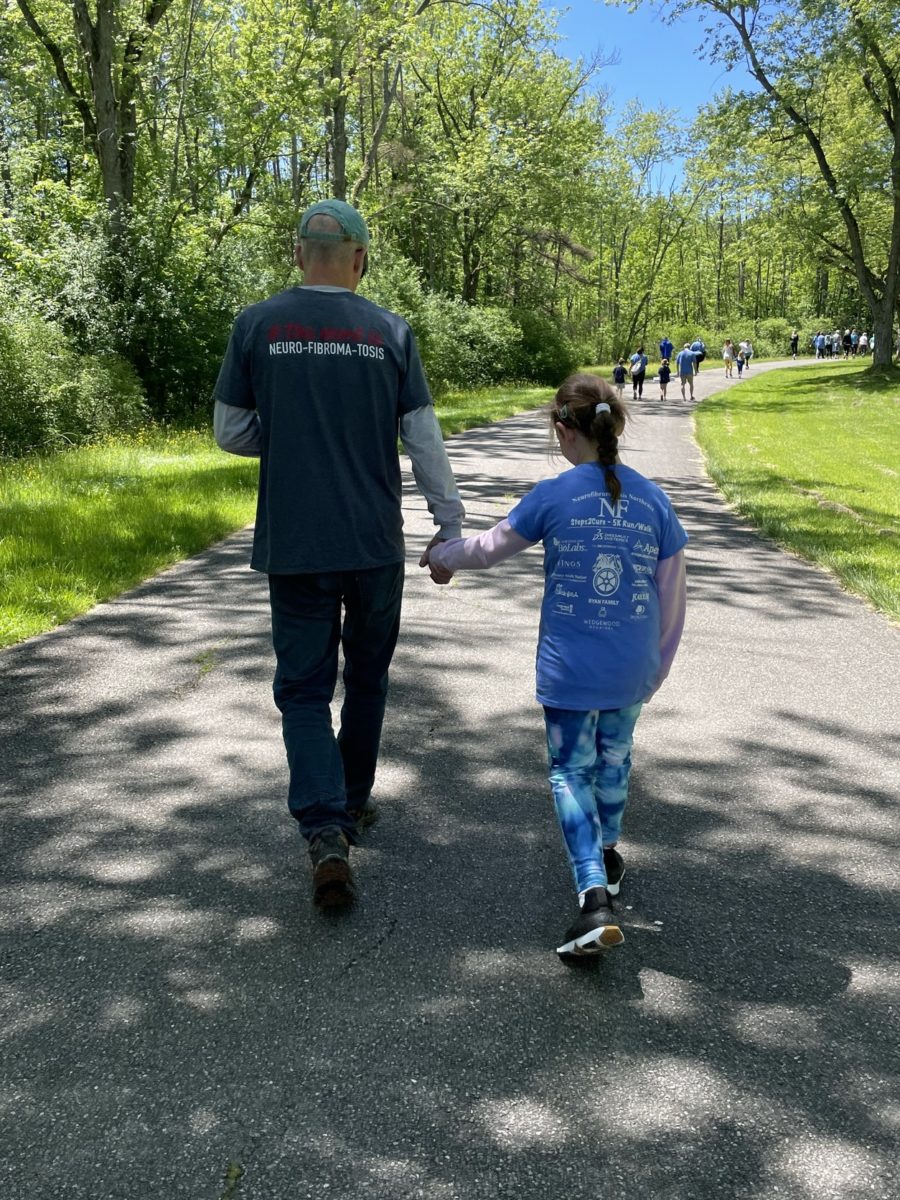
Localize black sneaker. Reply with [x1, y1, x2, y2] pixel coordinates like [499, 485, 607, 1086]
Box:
[348, 796, 379, 834]
[309, 828, 355, 907]
[556, 887, 624, 961]
[603, 846, 625, 896]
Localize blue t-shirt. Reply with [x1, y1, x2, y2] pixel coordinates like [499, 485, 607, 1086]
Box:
[676, 349, 697, 376]
[508, 462, 688, 711]
[215, 287, 431, 573]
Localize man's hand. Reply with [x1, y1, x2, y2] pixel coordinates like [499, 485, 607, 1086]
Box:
[419, 534, 454, 585]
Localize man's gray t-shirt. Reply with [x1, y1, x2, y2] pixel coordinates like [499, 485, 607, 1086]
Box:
[214, 287, 432, 574]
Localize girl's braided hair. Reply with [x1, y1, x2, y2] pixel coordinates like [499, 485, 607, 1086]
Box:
[551, 373, 628, 503]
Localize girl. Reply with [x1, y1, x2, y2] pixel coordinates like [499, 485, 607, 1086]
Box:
[722, 339, 735, 377]
[658, 357, 671, 400]
[424, 374, 687, 961]
[612, 359, 627, 400]
[736, 350, 745, 377]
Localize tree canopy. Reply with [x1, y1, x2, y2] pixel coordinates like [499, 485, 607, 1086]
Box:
[0, 0, 896, 443]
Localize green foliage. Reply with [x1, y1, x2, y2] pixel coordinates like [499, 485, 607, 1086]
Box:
[0, 303, 146, 457]
[510, 309, 580, 385]
[363, 248, 526, 392]
[2, 0, 896, 438]
[418, 297, 522, 393]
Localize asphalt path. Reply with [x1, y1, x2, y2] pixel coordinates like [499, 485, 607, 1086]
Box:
[1, 359, 898, 1199]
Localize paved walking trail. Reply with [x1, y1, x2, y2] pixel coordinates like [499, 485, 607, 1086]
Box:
[1, 360, 898, 1200]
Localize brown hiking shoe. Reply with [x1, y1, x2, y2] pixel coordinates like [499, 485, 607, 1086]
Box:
[309, 828, 355, 907]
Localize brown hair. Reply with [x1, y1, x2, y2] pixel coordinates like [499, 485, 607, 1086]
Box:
[550, 373, 628, 503]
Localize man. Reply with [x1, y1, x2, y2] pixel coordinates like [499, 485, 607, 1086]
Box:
[675, 343, 697, 400]
[214, 199, 464, 907]
[659, 334, 673, 362]
[689, 336, 706, 371]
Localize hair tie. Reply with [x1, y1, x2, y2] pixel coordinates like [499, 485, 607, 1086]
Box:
[595, 403, 611, 415]
[557, 403, 569, 420]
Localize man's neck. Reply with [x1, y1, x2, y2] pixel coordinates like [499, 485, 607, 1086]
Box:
[301, 265, 357, 290]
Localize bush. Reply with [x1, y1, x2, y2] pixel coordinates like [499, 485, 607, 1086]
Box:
[418, 296, 522, 392]
[510, 309, 580, 385]
[0, 306, 147, 457]
[754, 318, 794, 358]
[362, 250, 586, 390]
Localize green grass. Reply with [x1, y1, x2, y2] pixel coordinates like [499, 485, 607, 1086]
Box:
[433, 381, 554, 434]
[0, 381, 558, 648]
[694, 361, 900, 621]
[0, 429, 260, 648]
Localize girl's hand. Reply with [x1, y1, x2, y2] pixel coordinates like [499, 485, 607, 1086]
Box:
[420, 535, 454, 585]
[428, 562, 453, 585]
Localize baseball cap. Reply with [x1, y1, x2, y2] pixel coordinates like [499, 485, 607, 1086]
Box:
[298, 199, 370, 247]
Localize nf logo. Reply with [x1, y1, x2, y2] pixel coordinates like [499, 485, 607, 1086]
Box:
[592, 553, 622, 596]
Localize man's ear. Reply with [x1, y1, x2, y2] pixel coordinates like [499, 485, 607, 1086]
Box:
[294, 243, 304, 271]
[357, 248, 368, 279]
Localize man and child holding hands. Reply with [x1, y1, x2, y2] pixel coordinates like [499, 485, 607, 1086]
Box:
[215, 200, 687, 961]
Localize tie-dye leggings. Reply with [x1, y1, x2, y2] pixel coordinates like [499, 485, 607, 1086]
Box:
[543, 702, 644, 894]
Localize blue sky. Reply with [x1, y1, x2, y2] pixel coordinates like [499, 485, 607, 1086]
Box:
[545, 0, 751, 128]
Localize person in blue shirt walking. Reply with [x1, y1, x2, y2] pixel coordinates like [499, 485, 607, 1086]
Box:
[423, 373, 688, 960]
[659, 334, 674, 362]
[675, 343, 697, 399]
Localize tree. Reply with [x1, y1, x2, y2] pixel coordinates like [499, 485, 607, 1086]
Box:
[15, 0, 174, 243]
[653, 0, 900, 363]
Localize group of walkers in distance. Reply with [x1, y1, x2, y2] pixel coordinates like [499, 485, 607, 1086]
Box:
[806, 327, 874, 359]
[613, 334, 755, 402]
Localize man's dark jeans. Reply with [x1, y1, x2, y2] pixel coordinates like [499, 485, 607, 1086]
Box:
[268, 563, 404, 842]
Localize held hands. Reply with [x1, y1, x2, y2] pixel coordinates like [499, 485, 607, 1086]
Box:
[419, 534, 454, 585]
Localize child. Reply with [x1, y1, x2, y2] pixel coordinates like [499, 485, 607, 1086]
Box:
[736, 350, 745, 377]
[658, 357, 670, 400]
[612, 359, 626, 400]
[424, 374, 687, 961]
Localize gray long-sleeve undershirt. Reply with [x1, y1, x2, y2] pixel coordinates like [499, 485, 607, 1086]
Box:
[213, 399, 464, 539]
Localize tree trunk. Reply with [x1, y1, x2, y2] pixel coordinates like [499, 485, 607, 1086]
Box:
[329, 59, 347, 200]
[872, 302, 894, 366]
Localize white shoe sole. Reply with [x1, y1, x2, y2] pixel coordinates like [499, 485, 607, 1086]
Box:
[557, 924, 625, 957]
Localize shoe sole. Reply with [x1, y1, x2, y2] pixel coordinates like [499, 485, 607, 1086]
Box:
[557, 924, 625, 958]
[312, 858, 355, 907]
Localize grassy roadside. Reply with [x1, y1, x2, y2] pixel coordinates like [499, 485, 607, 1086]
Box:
[433, 381, 554, 434]
[694, 362, 900, 621]
[0, 382, 554, 648]
[0, 430, 260, 647]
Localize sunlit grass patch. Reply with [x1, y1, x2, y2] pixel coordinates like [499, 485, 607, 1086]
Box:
[0, 429, 259, 647]
[433, 383, 555, 434]
[1, 381, 565, 648]
[694, 362, 900, 621]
